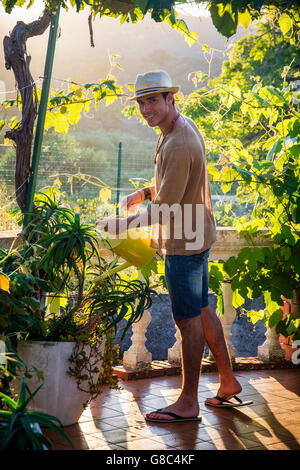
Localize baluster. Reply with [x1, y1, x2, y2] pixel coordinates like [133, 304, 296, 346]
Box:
[220, 282, 237, 361]
[258, 316, 285, 362]
[122, 309, 152, 369]
[0, 339, 6, 368]
[122, 272, 152, 370]
[168, 325, 182, 364]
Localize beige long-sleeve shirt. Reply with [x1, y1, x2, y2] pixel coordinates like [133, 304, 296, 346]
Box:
[147, 116, 216, 255]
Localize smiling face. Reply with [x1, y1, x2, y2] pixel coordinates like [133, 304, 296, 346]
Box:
[137, 92, 174, 129]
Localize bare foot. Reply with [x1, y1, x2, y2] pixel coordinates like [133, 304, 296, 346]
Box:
[205, 377, 242, 406]
[145, 398, 200, 421]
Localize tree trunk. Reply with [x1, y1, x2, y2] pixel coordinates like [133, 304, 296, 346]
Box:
[3, 8, 52, 213]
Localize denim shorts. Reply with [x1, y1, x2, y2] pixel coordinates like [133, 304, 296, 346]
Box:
[164, 250, 210, 320]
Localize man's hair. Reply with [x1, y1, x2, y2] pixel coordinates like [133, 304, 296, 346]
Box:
[162, 91, 175, 107]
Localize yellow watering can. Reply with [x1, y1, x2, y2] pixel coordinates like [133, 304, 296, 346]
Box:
[94, 227, 156, 282]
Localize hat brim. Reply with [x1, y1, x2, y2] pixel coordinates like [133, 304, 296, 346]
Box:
[128, 86, 180, 101]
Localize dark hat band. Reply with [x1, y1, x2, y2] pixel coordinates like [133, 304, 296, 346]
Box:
[135, 86, 169, 96]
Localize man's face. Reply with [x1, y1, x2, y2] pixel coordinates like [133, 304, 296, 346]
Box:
[137, 93, 173, 128]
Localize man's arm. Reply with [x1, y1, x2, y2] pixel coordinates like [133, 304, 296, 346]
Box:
[142, 185, 155, 201]
[96, 211, 149, 234]
[97, 146, 195, 235]
[120, 185, 155, 212]
[96, 186, 155, 234]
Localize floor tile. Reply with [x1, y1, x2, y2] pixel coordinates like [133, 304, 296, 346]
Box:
[274, 411, 300, 425]
[98, 414, 145, 429]
[229, 403, 289, 419]
[93, 427, 148, 445]
[77, 419, 118, 434]
[255, 392, 293, 404]
[88, 406, 124, 419]
[269, 390, 300, 400]
[45, 369, 300, 451]
[206, 416, 266, 437]
[65, 434, 106, 450]
[275, 399, 300, 412]
[91, 443, 132, 450]
[139, 423, 207, 445]
[204, 434, 259, 450]
[130, 422, 187, 438]
[173, 440, 218, 450]
[119, 439, 176, 450]
[137, 397, 173, 407]
[267, 439, 300, 450]
[240, 429, 297, 448]
[253, 415, 300, 438]
[128, 432, 199, 449]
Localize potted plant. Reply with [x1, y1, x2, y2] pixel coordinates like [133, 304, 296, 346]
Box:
[0, 192, 154, 425]
[208, 81, 300, 358]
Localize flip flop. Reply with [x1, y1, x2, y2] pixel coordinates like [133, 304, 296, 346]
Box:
[145, 409, 202, 423]
[205, 395, 253, 408]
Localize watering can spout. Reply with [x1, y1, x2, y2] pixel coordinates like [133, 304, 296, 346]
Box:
[95, 227, 156, 282]
[93, 260, 132, 282]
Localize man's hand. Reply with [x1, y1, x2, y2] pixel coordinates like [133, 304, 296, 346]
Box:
[120, 186, 155, 212]
[120, 190, 143, 213]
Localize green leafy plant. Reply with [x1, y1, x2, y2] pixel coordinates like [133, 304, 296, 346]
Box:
[0, 192, 155, 403]
[171, 10, 300, 345]
[0, 377, 73, 450]
[0, 353, 73, 450]
[207, 79, 300, 341]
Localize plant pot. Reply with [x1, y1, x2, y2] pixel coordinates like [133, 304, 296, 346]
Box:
[16, 340, 105, 426]
[279, 296, 300, 361]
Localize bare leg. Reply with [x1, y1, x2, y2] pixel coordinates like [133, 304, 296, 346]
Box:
[145, 315, 204, 420]
[200, 304, 242, 404]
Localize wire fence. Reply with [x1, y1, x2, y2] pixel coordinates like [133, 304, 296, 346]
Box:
[0, 142, 156, 226]
[0, 142, 246, 229]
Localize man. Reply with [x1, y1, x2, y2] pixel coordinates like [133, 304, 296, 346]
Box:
[97, 71, 252, 423]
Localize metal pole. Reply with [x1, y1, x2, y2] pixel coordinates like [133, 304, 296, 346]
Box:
[116, 142, 122, 216]
[23, 7, 60, 229]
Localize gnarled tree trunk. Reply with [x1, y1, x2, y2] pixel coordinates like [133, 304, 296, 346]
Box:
[3, 8, 52, 213]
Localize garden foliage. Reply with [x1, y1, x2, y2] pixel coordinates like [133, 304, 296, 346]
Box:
[181, 13, 300, 340]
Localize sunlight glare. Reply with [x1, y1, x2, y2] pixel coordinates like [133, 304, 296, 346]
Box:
[1, 0, 45, 21]
[175, 1, 210, 17]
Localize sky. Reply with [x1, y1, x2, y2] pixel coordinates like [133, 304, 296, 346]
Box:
[175, 1, 210, 17]
[0, 0, 212, 97]
[0, 0, 44, 20]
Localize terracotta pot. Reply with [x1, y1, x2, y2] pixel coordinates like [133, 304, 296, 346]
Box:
[279, 296, 300, 360]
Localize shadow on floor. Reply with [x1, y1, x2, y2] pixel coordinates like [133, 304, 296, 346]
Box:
[43, 369, 300, 450]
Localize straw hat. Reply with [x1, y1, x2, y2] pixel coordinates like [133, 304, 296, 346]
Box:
[129, 71, 180, 101]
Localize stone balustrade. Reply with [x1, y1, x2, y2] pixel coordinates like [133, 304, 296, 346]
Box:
[0, 231, 22, 250]
[118, 227, 275, 368]
[1, 228, 282, 369]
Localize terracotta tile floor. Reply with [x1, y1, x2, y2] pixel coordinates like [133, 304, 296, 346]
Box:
[44, 369, 300, 451]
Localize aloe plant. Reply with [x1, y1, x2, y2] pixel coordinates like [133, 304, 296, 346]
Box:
[0, 376, 73, 450]
[0, 192, 155, 402]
